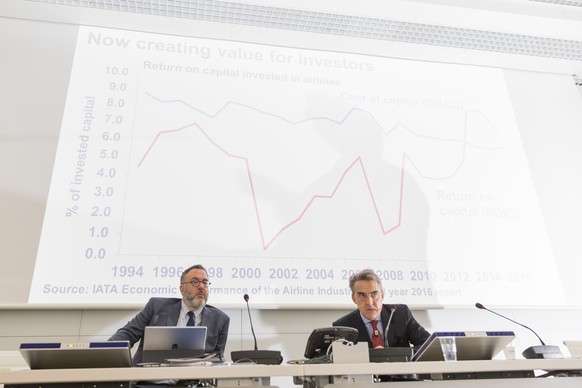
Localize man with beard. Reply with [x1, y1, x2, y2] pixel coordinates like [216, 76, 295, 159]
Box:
[109, 264, 230, 366]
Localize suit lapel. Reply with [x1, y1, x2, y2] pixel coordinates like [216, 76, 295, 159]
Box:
[166, 300, 182, 325]
[354, 311, 372, 346]
[199, 306, 211, 326]
[381, 304, 393, 345]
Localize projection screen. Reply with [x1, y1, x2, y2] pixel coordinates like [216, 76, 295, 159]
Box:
[2, 16, 582, 308]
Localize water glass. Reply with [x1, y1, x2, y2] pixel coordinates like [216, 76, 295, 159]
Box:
[439, 336, 457, 361]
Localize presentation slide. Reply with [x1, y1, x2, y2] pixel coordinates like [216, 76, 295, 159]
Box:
[28, 26, 569, 307]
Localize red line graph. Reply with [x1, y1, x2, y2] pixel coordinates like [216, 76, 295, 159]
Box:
[137, 122, 406, 250]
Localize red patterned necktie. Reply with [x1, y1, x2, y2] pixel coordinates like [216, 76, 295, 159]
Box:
[370, 320, 383, 348]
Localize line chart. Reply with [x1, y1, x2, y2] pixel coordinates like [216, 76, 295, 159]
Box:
[137, 120, 408, 250]
[145, 92, 503, 155]
[124, 79, 534, 259]
[30, 25, 566, 307]
[131, 91, 505, 250]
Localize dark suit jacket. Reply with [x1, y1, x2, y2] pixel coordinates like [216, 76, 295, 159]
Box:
[109, 297, 230, 365]
[333, 304, 430, 349]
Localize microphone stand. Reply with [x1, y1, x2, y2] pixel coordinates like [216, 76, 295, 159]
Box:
[369, 306, 414, 363]
[384, 307, 396, 348]
[475, 303, 562, 359]
[244, 294, 258, 351]
[230, 294, 283, 365]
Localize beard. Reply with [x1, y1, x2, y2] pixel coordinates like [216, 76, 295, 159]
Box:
[186, 294, 207, 310]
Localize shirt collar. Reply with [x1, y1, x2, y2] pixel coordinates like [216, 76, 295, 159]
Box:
[359, 312, 379, 325]
[181, 301, 204, 321]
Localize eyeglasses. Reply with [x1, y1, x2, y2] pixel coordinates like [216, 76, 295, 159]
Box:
[355, 291, 382, 301]
[181, 279, 211, 288]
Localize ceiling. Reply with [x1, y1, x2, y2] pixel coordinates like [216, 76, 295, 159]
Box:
[3, 0, 582, 76]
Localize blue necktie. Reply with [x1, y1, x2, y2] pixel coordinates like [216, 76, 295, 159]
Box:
[186, 311, 195, 326]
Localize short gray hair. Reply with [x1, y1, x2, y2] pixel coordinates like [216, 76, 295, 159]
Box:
[348, 268, 383, 294]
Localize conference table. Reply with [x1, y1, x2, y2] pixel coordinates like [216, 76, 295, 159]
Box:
[1, 358, 581, 387]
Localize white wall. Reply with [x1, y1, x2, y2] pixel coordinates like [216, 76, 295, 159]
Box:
[1, 2, 582, 386]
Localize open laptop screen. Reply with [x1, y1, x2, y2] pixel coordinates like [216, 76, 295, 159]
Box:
[19, 341, 132, 369]
[412, 331, 515, 362]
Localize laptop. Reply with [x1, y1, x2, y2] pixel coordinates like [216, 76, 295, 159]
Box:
[142, 326, 207, 363]
[412, 331, 515, 362]
[563, 340, 582, 358]
[19, 341, 132, 369]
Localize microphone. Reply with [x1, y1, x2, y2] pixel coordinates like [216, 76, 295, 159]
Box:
[244, 294, 258, 351]
[475, 302, 562, 359]
[369, 306, 414, 362]
[384, 307, 396, 348]
[230, 294, 283, 365]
